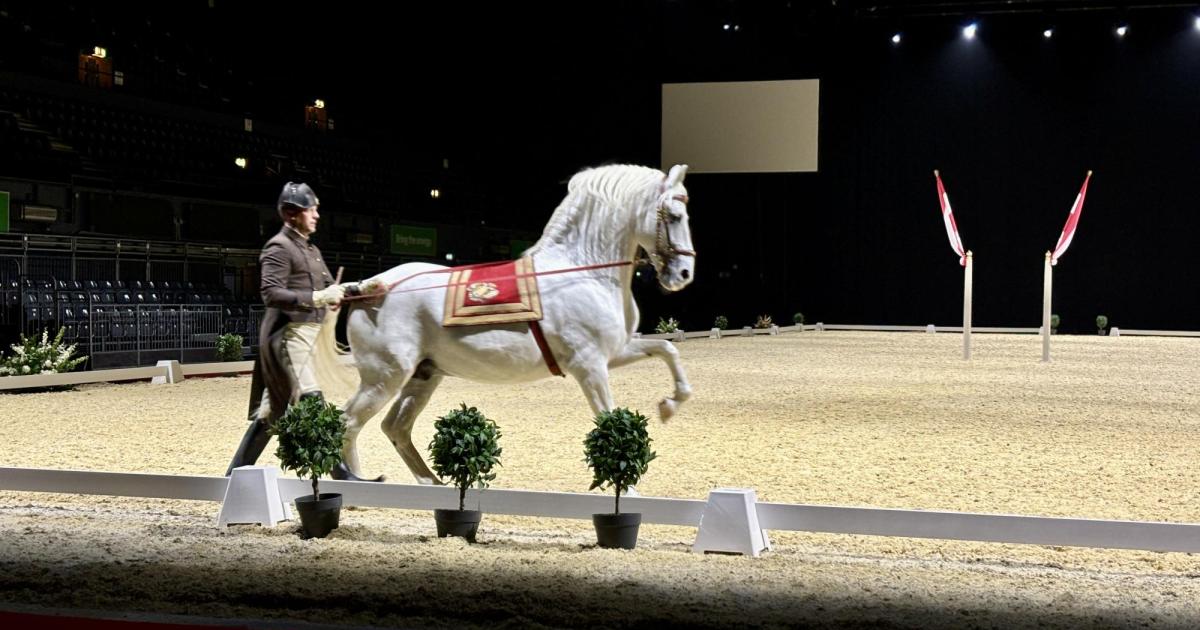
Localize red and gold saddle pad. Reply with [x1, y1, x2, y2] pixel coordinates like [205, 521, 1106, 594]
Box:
[442, 257, 543, 327]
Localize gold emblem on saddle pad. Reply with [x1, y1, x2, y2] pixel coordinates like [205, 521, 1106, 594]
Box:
[466, 281, 500, 303]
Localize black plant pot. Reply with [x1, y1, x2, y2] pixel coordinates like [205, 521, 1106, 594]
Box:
[593, 512, 641, 549]
[294, 492, 342, 539]
[434, 508, 482, 542]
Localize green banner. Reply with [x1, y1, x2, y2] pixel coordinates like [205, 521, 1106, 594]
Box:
[389, 224, 437, 256]
[510, 239, 535, 256]
[0, 192, 8, 233]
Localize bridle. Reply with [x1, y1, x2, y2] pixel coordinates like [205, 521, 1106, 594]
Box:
[647, 192, 696, 270]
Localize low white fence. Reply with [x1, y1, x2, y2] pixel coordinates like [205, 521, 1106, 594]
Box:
[0, 359, 254, 391]
[3, 323, 1197, 392]
[1116, 329, 1200, 338]
[2, 466, 1197, 554]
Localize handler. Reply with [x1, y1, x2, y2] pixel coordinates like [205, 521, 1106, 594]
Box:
[226, 182, 358, 477]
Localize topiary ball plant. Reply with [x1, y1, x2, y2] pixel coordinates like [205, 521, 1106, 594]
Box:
[429, 404, 503, 511]
[583, 408, 656, 515]
[713, 315, 728, 330]
[1050, 313, 1061, 334]
[272, 396, 346, 501]
[793, 312, 805, 326]
[1096, 315, 1109, 335]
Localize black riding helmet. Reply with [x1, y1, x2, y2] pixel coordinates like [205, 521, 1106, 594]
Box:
[277, 181, 319, 213]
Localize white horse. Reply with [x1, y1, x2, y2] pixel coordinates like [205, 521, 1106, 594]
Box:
[316, 164, 696, 483]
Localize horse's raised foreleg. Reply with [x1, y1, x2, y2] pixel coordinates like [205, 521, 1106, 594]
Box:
[571, 364, 616, 417]
[607, 339, 692, 420]
[380, 372, 444, 486]
[574, 362, 645, 497]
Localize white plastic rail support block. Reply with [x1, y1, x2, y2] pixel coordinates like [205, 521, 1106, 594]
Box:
[674, 330, 685, 342]
[769, 325, 779, 336]
[1109, 327, 1120, 337]
[926, 324, 936, 334]
[692, 488, 771, 557]
[742, 326, 753, 337]
[218, 465, 292, 527]
[151, 359, 184, 384]
[709, 327, 721, 339]
[816, 322, 825, 332]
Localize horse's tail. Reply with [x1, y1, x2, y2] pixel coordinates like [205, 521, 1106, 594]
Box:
[313, 305, 361, 397]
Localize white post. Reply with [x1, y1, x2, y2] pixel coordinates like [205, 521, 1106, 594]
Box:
[1041, 251, 1052, 363]
[962, 251, 973, 360]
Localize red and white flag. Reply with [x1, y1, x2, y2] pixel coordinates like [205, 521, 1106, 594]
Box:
[1050, 171, 1092, 266]
[934, 170, 967, 266]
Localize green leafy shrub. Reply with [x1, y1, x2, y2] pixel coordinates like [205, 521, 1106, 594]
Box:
[272, 396, 346, 500]
[429, 404, 503, 511]
[583, 408, 655, 515]
[216, 333, 244, 362]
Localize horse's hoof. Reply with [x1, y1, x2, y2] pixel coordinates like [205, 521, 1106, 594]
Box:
[659, 398, 678, 421]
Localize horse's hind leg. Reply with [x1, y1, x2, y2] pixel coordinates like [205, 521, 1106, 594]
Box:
[380, 368, 444, 485]
[337, 371, 406, 481]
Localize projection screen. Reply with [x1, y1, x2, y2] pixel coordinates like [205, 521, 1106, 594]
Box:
[661, 79, 819, 174]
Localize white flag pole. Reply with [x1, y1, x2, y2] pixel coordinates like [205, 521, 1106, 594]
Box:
[963, 250, 973, 360]
[1041, 251, 1052, 363]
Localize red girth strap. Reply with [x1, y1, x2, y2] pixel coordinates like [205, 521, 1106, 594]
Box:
[528, 320, 563, 377]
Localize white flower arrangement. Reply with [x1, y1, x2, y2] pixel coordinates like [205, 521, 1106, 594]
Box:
[654, 317, 681, 334]
[0, 327, 87, 378]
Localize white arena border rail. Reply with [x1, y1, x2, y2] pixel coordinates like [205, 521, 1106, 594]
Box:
[2, 323, 1196, 392]
[639, 322, 1200, 339]
[2, 466, 1198, 555]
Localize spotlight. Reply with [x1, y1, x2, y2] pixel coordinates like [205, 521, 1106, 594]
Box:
[1115, 24, 1128, 37]
[723, 23, 730, 31]
[891, 33, 901, 44]
[313, 99, 325, 109]
[963, 22, 978, 40]
[430, 188, 441, 199]
[92, 46, 107, 58]
[1194, 16, 1199, 31]
[445, 253, 455, 262]
[1043, 28, 1053, 39]
[234, 157, 246, 169]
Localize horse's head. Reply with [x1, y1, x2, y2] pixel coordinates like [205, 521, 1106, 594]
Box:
[641, 164, 696, 292]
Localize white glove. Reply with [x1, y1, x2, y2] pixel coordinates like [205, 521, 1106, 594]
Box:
[312, 284, 346, 308]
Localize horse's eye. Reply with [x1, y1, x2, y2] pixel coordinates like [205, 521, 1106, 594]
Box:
[669, 214, 682, 224]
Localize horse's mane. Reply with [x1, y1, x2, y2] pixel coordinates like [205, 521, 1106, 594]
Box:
[526, 164, 664, 256]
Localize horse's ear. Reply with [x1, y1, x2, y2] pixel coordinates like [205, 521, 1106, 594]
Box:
[665, 164, 688, 189]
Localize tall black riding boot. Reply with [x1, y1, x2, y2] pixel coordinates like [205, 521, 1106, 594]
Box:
[225, 419, 272, 476]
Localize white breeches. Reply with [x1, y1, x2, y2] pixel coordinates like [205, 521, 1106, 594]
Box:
[256, 321, 322, 419]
